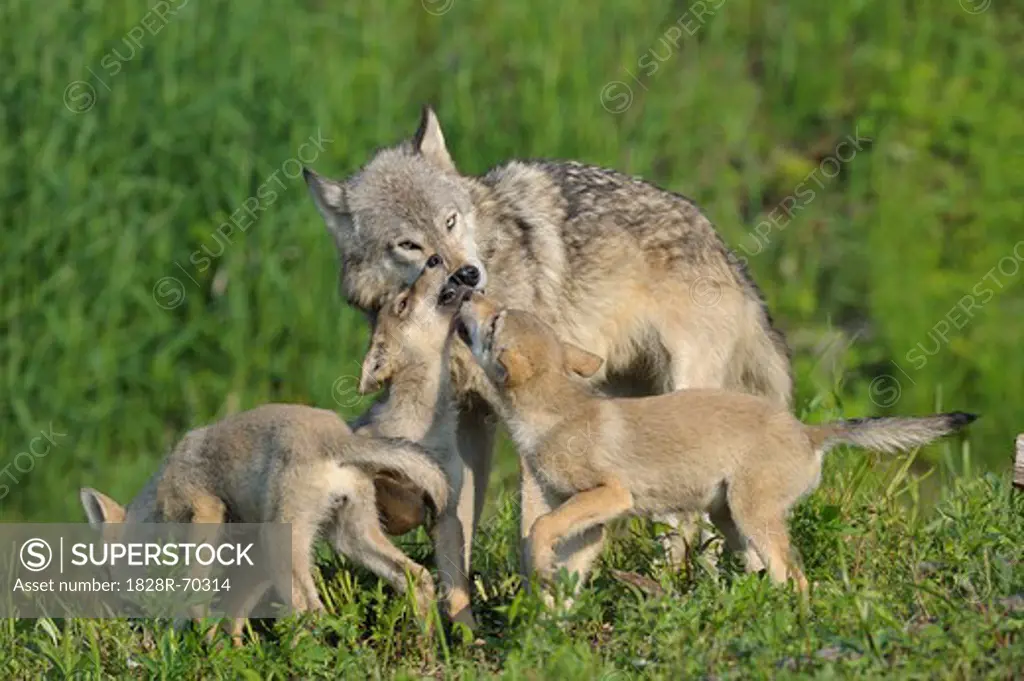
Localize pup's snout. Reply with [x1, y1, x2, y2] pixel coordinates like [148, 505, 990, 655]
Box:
[438, 280, 473, 307]
[450, 265, 481, 288]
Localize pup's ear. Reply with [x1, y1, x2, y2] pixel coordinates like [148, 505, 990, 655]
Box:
[302, 167, 356, 246]
[562, 342, 604, 378]
[412, 106, 457, 174]
[497, 348, 533, 387]
[358, 340, 392, 395]
[80, 488, 126, 529]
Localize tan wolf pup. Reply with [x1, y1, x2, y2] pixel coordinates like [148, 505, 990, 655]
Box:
[79, 404, 449, 645]
[303, 106, 794, 590]
[347, 256, 479, 628]
[455, 293, 977, 592]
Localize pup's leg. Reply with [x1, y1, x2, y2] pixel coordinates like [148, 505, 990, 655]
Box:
[275, 502, 328, 614]
[212, 578, 270, 647]
[519, 460, 551, 578]
[747, 517, 806, 592]
[177, 492, 226, 637]
[520, 460, 606, 592]
[333, 497, 436, 619]
[727, 498, 807, 592]
[528, 482, 634, 582]
[558, 525, 607, 590]
[433, 509, 476, 629]
[708, 497, 765, 573]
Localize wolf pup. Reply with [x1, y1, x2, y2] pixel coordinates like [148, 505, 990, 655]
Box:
[455, 293, 977, 592]
[79, 405, 449, 645]
[303, 106, 792, 585]
[348, 257, 479, 628]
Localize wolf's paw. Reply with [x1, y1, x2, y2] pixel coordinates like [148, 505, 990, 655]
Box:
[452, 606, 478, 631]
[539, 589, 576, 612]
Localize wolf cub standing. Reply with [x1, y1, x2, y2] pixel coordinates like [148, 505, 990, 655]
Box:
[79, 405, 449, 645]
[348, 258, 479, 628]
[455, 294, 977, 592]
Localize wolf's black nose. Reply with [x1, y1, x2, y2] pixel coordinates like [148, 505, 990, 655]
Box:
[452, 265, 480, 287]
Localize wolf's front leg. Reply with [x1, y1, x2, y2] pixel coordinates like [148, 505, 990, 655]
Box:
[455, 398, 496, 568]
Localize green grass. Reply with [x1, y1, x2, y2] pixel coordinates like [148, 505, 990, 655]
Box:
[2, 0, 1023, 676]
[0, 458, 1021, 679]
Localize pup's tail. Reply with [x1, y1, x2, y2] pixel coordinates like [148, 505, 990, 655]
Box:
[806, 412, 978, 455]
[340, 435, 450, 515]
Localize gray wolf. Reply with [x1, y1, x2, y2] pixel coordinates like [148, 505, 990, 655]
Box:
[79, 404, 448, 645]
[303, 106, 792, 592]
[455, 293, 977, 592]
[347, 259, 479, 628]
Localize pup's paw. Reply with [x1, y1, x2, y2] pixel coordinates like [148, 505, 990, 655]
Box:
[528, 542, 557, 583]
[414, 584, 437, 619]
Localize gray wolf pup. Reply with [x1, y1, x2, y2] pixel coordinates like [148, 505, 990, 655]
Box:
[348, 258, 479, 628]
[79, 404, 449, 644]
[303, 106, 792, 589]
[455, 293, 977, 592]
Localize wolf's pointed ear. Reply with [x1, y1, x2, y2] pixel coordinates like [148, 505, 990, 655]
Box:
[412, 106, 457, 173]
[80, 488, 126, 529]
[303, 167, 356, 245]
[358, 340, 393, 395]
[562, 343, 604, 378]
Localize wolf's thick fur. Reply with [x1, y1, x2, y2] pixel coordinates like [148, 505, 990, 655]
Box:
[79, 404, 448, 645]
[347, 262, 479, 628]
[456, 295, 977, 592]
[304, 107, 792, 586]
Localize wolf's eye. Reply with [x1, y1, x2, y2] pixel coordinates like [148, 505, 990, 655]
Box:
[396, 240, 422, 251]
[396, 297, 408, 314]
[445, 213, 457, 231]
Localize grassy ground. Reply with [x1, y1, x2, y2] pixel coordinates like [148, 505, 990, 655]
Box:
[0, 456, 1021, 678]
[2, 0, 1023, 677]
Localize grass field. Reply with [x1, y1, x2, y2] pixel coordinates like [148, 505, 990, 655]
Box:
[1, 0, 1023, 677]
[0, 466, 1022, 678]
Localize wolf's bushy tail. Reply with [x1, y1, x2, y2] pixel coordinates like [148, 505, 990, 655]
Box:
[340, 435, 450, 514]
[806, 412, 978, 455]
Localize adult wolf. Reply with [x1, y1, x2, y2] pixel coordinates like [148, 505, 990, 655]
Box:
[303, 106, 791, 592]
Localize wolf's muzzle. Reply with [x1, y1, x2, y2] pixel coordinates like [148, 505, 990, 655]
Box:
[450, 265, 481, 288]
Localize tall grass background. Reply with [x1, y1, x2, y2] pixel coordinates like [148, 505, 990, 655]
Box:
[1, 0, 1021, 524]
